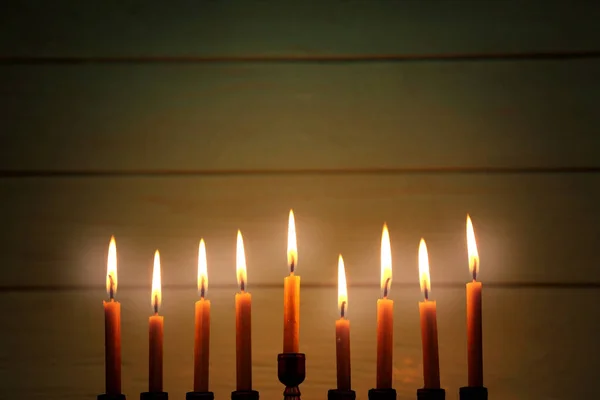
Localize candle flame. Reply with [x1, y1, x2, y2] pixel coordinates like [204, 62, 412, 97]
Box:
[106, 236, 118, 299]
[380, 223, 392, 298]
[466, 214, 480, 281]
[287, 209, 298, 274]
[151, 250, 162, 313]
[236, 230, 247, 292]
[198, 239, 208, 298]
[418, 239, 431, 300]
[337, 254, 348, 318]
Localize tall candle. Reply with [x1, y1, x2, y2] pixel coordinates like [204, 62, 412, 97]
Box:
[335, 255, 351, 391]
[149, 250, 164, 393]
[418, 239, 441, 389]
[376, 224, 394, 389]
[104, 236, 122, 395]
[194, 239, 211, 392]
[466, 215, 483, 387]
[283, 209, 300, 353]
[235, 230, 253, 391]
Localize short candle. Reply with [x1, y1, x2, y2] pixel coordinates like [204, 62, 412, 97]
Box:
[335, 255, 351, 391]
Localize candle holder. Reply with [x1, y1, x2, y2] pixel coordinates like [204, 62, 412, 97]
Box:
[186, 392, 214, 400]
[327, 389, 356, 400]
[416, 388, 445, 400]
[140, 392, 168, 400]
[231, 390, 260, 400]
[98, 395, 126, 400]
[459, 386, 487, 400]
[368, 388, 396, 400]
[278, 353, 306, 400]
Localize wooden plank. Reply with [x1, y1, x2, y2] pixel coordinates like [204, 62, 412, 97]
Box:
[1, 60, 599, 171]
[1, 174, 599, 288]
[1, 1, 599, 57]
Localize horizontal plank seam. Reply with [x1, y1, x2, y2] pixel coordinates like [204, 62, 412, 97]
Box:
[1, 50, 600, 65]
[1, 167, 600, 178]
[1, 282, 598, 293]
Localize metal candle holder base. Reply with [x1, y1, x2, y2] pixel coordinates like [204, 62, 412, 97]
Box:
[459, 386, 488, 400]
[98, 394, 126, 400]
[278, 353, 306, 400]
[327, 389, 356, 400]
[416, 388, 445, 400]
[140, 392, 168, 400]
[368, 388, 396, 400]
[231, 390, 260, 400]
[186, 392, 215, 400]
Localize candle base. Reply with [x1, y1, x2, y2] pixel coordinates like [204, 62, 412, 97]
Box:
[328, 389, 356, 400]
[98, 395, 126, 400]
[368, 388, 396, 400]
[186, 392, 214, 400]
[140, 392, 168, 400]
[459, 386, 487, 400]
[278, 353, 306, 400]
[416, 388, 445, 400]
[231, 390, 259, 400]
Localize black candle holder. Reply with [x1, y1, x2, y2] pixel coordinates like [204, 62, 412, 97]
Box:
[459, 386, 487, 400]
[327, 389, 356, 400]
[98, 394, 126, 400]
[186, 392, 215, 400]
[140, 392, 168, 400]
[278, 353, 306, 400]
[416, 388, 445, 400]
[368, 388, 396, 400]
[231, 390, 260, 400]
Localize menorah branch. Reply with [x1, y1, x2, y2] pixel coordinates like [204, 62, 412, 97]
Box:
[278, 353, 306, 400]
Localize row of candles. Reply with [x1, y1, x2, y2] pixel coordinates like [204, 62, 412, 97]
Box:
[102, 211, 484, 396]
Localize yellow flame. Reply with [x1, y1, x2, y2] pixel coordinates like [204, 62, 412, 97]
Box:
[287, 209, 298, 274]
[106, 236, 118, 298]
[380, 223, 392, 297]
[236, 230, 247, 291]
[337, 254, 348, 318]
[198, 239, 208, 296]
[151, 250, 162, 312]
[466, 214, 480, 280]
[418, 239, 431, 297]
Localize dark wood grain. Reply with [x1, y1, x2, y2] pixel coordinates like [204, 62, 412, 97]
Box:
[1, 61, 599, 171]
[2, 174, 598, 288]
[1, 1, 599, 57]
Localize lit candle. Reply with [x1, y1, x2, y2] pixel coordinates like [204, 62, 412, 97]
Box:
[335, 255, 351, 391]
[283, 209, 300, 353]
[418, 239, 441, 389]
[103, 236, 122, 395]
[149, 250, 164, 393]
[376, 223, 394, 389]
[235, 230, 253, 391]
[466, 215, 483, 387]
[194, 239, 211, 392]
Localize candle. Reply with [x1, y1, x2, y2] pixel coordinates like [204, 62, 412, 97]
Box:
[194, 239, 211, 392]
[149, 250, 164, 393]
[418, 239, 441, 389]
[335, 255, 351, 391]
[283, 209, 300, 353]
[466, 215, 483, 387]
[376, 223, 394, 389]
[103, 236, 122, 395]
[235, 230, 253, 391]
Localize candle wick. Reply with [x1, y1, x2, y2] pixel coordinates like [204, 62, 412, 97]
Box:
[200, 285, 206, 299]
[424, 287, 429, 301]
[382, 277, 391, 298]
[290, 260, 295, 274]
[240, 280, 246, 292]
[340, 301, 347, 318]
[109, 275, 115, 300]
[153, 294, 159, 314]
[472, 259, 478, 281]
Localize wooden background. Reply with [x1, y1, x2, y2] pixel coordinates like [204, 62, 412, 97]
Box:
[1, 0, 600, 289]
